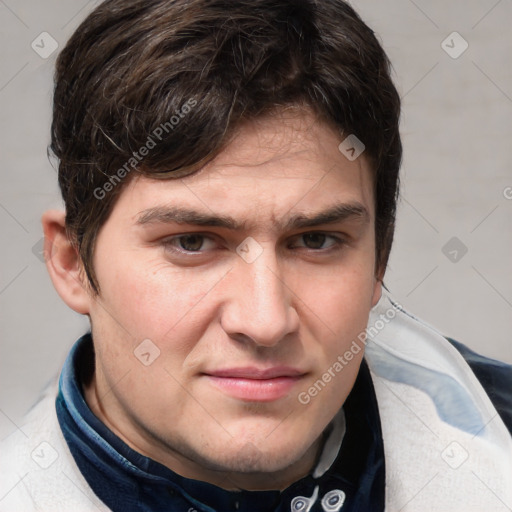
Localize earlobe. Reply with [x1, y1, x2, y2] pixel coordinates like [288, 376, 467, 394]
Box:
[42, 210, 92, 315]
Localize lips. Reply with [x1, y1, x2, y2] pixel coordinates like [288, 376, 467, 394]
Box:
[203, 367, 306, 402]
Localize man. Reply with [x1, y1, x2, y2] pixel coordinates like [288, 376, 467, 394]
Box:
[1, 0, 511, 511]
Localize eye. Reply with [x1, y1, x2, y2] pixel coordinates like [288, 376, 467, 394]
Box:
[178, 234, 206, 251]
[292, 232, 342, 250]
[164, 234, 216, 253]
[302, 233, 328, 249]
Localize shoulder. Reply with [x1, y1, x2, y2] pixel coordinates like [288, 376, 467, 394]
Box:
[0, 380, 107, 512]
[0, 382, 56, 511]
[448, 338, 512, 435]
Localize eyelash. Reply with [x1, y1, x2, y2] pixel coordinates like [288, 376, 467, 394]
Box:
[288, 233, 346, 251]
[163, 234, 218, 254]
[161, 232, 347, 256]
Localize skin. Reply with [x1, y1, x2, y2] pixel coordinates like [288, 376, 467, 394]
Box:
[43, 108, 382, 491]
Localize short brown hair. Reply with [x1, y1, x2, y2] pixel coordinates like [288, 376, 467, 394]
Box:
[51, 0, 402, 293]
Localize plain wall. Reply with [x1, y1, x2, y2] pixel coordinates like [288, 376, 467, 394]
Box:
[1, 0, 511, 439]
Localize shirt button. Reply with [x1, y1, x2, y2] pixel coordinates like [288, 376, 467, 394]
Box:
[321, 489, 346, 511]
[291, 497, 309, 510]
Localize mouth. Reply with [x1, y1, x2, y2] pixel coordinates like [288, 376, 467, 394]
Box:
[203, 367, 306, 402]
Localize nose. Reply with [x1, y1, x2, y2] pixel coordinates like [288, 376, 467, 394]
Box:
[220, 252, 299, 347]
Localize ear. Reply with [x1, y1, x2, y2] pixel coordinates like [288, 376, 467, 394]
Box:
[371, 263, 384, 308]
[42, 210, 92, 315]
[371, 278, 382, 307]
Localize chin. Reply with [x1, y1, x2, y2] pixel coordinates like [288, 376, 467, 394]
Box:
[208, 434, 314, 475]
[170, 433, 308, 477]
[224, 443, 290, 473]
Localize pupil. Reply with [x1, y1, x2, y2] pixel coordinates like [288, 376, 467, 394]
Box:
[303, 233, 325, 249]
[180, 235, 203, 251]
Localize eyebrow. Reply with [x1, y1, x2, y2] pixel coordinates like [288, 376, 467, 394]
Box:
[284, 203, 369, 230]
[137, 206, 239, 229]
[136, 203, 369, 231]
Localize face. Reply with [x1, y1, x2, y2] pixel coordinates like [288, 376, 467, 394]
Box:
[80, 109, 381, 490]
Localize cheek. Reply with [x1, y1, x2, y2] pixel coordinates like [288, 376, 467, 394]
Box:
[89, 259, 223, 409]
[295, 260, 376, 335]
[93, 253, 226, 353]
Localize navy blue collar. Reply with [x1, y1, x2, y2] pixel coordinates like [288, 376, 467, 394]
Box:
[56, 334, 384, 511]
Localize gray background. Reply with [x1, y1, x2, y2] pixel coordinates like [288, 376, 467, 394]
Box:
[1, 0, 511, 439]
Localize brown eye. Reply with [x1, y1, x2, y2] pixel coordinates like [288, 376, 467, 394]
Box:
[178, 235, 204, 251]
[302, 233, 327, 249]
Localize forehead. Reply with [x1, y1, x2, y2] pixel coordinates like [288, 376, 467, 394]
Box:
[118, 109, 374, 226]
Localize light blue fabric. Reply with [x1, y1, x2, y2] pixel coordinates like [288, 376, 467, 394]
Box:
[366, 346, 485, 435]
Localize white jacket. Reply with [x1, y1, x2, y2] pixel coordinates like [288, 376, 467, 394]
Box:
[1, 292, 511, 511]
